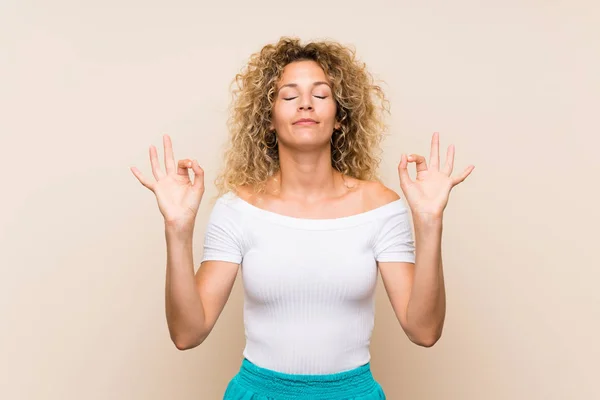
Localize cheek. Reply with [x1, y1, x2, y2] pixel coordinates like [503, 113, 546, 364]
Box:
[272, 102, 294, 124]
[320, 101, 338, 119]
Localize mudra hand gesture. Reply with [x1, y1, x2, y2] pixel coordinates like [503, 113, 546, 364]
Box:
[398, 132, 474, 219]
[130, 134, 205, 228]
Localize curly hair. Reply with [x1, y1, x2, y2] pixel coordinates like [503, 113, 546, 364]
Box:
[213, 36, 391, 198]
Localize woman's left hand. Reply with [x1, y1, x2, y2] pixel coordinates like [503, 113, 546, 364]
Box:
[398, 132, 474, 219]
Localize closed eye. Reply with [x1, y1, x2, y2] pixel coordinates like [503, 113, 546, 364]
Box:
[283, 96, 328, 101]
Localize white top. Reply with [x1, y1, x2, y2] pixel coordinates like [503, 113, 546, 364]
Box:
[200, 191, 416, 374]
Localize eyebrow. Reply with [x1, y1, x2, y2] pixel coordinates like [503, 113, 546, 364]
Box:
[277, 81, 331, 92]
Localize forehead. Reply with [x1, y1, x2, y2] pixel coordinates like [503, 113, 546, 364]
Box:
[277, 60, 329, 86]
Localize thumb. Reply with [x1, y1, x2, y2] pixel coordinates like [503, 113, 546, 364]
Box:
[398, 154, 412, 188]
[191, 160, 205, 192]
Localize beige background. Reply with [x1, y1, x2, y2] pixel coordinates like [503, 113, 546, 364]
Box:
[1, 0, 599, 399]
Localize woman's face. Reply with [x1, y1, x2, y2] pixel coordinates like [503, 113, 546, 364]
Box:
[270, 60, 340, 149]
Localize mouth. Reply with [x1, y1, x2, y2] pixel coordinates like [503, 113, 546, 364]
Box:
[293, 118, 318, 125]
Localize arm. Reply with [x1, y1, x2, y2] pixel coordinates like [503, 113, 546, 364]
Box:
[378, 216, 445, 348]
[381, 132, 473, 347]
[372, 180, 445, 347]
[130, 135, 241, 350]
[382, 213, 445, 345]
[408, 214, 445, 345]
[165, 222, 239, 350]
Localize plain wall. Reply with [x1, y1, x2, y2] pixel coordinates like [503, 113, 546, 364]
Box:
[1, 0, 598, 399]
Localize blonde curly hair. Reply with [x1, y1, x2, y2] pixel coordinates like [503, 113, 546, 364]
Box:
[213, 36, 391, 198]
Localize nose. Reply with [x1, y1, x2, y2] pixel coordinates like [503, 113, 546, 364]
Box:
[298, 96, 313, 111]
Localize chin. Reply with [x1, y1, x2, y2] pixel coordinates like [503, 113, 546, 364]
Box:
[288, 133, 328, 145]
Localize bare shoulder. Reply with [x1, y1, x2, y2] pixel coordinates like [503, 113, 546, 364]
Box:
[360, 180, 401, 211]
[234, 184, 253, 201]
[234, 183, 265, 205]
[234, 183, 276, 208]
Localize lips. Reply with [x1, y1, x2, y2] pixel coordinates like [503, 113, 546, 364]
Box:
[293, 118, 318, 125]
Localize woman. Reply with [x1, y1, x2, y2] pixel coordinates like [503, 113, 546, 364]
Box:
[131, 37, 474, 399]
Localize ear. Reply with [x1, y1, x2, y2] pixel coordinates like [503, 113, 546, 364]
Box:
[334, 121, 341, 130]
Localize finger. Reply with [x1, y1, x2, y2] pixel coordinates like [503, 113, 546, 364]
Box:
[130, 166, 155, 191]
[442, 144, 455, 176]
[452, 165, 475, 186]
[149, 145, 165, 180]
[164, 134, 176, 175]
[177, 159, 193, 178]
[407, 154, 428, 173]
[397, 154, 413, 188]
[430, 132, 440, 170]
[190, 160, 205, 192]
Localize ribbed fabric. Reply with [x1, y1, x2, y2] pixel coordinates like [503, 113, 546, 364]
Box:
[201, 191, 416, 374]
[223, 358, 386, 400]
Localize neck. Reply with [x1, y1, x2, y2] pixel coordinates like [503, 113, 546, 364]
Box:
[273, 145, 343, 203]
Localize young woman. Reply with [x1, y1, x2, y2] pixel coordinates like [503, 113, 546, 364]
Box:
[131, 37, 474, 399]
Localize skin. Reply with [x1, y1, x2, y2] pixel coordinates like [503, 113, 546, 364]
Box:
[131, 59, 474, 350]
[244, 60, 384, 219]
[236, 60, 473, 347]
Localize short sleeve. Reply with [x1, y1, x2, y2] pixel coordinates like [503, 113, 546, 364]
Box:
[373, 205, 416, 263]
[200, 198, 243, 264]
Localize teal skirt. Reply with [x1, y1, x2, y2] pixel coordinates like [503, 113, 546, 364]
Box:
[223, 358, 386, 399]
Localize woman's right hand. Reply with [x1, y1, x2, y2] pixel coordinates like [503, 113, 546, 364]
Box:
[130, 134, 205, 229]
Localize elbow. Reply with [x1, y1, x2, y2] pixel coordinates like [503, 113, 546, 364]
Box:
[173, 339, 196, 351]
[171, 331, 207, 351]
[407, 326, 443, 348]
[411, 334, 441, 348]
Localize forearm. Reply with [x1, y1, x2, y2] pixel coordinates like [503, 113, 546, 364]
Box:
[406, 214, 446, 345]
[164, 223, 206, 349]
